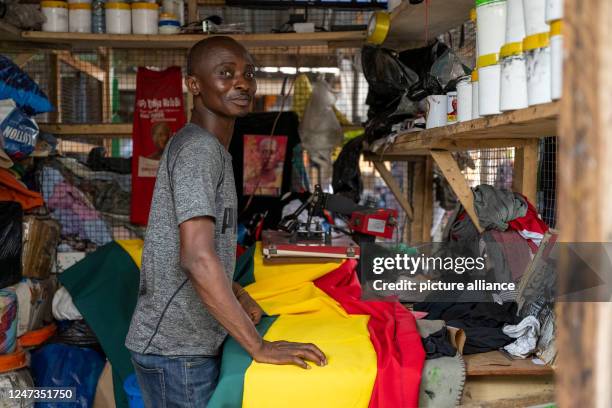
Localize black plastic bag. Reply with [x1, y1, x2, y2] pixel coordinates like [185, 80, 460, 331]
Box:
[0, 201, 23, 288]
[332, 136, 364, 203]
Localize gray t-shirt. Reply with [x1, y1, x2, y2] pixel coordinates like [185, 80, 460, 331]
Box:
[126, 123, 237, 356]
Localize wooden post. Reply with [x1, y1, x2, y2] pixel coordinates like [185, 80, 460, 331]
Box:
[431, 150, 483, 233]
[421, 156, 434, 243]
[99, 47, 113, 123]
[372, 160, 414, 221]
[557, 0, 612, 407]
[410, 160, 425, 244]
[513, 138, 539, 204]
[48, 54, 61, 123]
[187, 0, 198, 24]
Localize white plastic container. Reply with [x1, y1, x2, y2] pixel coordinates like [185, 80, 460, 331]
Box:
[456, 76, 473, 122]
[131, 2, 158, 34]
[41, 1, 69, 32]
[426, 95, 448, 129]
[67, 0, 91, 3]
[550, 20, 563, 100]
[447, 91, 458, 124]
[505, 0, 525, 43]
[500, 43, 528, 111]
[477, 54, 502, 116]
[476, 0, 507, 57]
[471, 70, 481, 120]
[105, 2, 131, 34]
[159, 19, 180, 34]
[68, 2, 91, 33]
[546, 0, 563, 23]
[522, 0, 548, 36]
[524, 33, 552, 106]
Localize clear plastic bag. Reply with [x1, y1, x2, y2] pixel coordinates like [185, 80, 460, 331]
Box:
[430, 49, 471, 92]
[299, 80, 343, 154]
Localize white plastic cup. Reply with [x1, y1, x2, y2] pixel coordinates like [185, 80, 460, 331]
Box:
[546, 0, 563, 23]
[41, 1, 69, 32]
[525, 46, 552, 105]
[500, 52, 528, 111]
[550, 20, 563, 100]
[457, 76, 473, 122]
[426, 95, 448, 129]
[131, 2, 158, 34]
[523, 0, 548, 36]
[505, 0, 525, 43]
[105, 2, 131, 34]
[479, 63, 502, 116]
[471, 70, 481, 120]
[68, 2, 91, 33]
[476, 0, 507, 57]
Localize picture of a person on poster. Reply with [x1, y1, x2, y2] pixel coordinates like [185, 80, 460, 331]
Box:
[146, 122, 172, 160]
[243, 134, 287, 196]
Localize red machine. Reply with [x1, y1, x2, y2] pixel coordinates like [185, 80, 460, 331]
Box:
[348, 208, 398, 240]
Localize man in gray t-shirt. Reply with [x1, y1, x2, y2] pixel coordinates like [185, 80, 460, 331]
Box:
[126, 37, 326, 408]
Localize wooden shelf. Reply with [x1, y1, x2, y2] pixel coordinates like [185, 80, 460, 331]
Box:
[8, 30, 365, 50]
[365, 102, 559, 158]
[39, 123, 132, 137]
[464, 351, 554, 377]
[385, 0, 474, 49]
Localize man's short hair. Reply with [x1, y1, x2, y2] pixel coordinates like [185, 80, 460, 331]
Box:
[186, 36, 248, 76]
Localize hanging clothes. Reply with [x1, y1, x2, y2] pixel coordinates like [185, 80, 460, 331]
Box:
[0, 168, 43, 210]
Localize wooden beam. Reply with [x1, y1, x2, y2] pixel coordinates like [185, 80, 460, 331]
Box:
[378, 138, 536, 158]
[39, 123, 132, 135]
[512, 139, 539, 204]
[409, 160, 425, 243]
[372, 160, 414, 221]
[187, 0, 198, 24]
[99, 48, 112, 123]
[557, 0, 612, 407]
[48, 54, 61, 123]
[422, 156, 434, 242]
[430, 150, 483, 233]
[55, 51, 105, 82]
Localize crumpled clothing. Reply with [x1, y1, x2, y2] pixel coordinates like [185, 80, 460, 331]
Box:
[473, 184, 528, 231]
[0, 167, 43, 210]
[422, 327, 457, 360]
[503, 315, 540, 358]
[508, 197, 549, 251]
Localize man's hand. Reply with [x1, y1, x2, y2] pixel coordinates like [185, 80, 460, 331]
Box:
[237, 291, 264, 324]
[252, 340, 327, 369]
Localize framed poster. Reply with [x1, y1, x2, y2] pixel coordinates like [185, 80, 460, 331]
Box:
[243, 134, 288, 197]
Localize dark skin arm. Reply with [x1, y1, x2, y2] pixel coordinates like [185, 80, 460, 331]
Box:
[232, 281, 263, 324]
[179, 216, 327, 369]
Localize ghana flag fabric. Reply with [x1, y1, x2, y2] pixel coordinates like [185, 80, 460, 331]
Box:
[59, 240, 424, 408]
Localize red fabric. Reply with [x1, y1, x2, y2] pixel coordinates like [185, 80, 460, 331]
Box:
[314, 260, 424, 408]
[507, 196, 549, 252]
[130, 66, 186, 225]
[0, 168, 43, 210]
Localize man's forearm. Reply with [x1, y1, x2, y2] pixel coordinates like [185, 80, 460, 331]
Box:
[184, 254, 262, 356]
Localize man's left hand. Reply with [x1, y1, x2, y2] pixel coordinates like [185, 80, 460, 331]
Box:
[237, 291, 264, 324]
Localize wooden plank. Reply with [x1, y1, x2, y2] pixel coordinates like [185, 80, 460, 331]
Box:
[39, 123, 132, 135]
[55, 51, 105, 82]
[187, 0, 198, 24]
[385, 0, 473, 49]
[409, 160, 425, 243]
[459, 392, 556, 408]
[557, 0, 612, 407]
[48, 54, 61, 123]
[11, 53, 34, 68]
[464, 351, 554, 377]
[421, 156, 433, 243]
[430, 150, 483, 233]
[512, 139, 539, 204]
[461, 377, 554, 405]
[99, 48, 113, 123]
[18, 31, 366, 49]
[372, 160, 413, 221]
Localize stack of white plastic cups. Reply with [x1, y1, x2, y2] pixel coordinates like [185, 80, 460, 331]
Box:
[476, 0, 507, 116]
[471, 70, 481, 120]
[547, 0, 563, 100]
[500, 0, 528, 111]
[523, 0, 552, 105]
[457, 75, 473, 122]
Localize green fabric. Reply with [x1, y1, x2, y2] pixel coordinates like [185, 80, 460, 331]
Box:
[208, 315, 278, 408]
[234, 245, 256, 287]
[59, 241, 140, 408]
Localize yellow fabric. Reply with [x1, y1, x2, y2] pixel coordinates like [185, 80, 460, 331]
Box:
[242, 244, 377, 408]
[116, 239, 143, 269]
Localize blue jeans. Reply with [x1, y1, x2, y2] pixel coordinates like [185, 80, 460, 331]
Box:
[130, 351, 220, 408]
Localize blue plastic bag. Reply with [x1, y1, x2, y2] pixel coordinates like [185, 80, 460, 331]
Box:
[30, 344, 105, 408]
[0, 55, 53, 116]
[0, 100, 39, 159]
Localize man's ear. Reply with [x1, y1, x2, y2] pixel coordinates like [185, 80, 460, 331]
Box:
[185, 75, 200, 96]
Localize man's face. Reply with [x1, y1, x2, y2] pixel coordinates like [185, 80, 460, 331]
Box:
[187, 44, 257, 118]
[260, 139, 278, 170]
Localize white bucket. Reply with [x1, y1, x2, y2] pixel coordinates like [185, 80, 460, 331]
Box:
[471, 70, 481, 120]
[500, 44, 528, 111]
[457, 76, 473, 122]
[476, 0, 507, 57]
[546, 0, 563, 23]
[68, 2, 91, 33]
[105, 2, 131, 34]
[524, 33, 552, 106]
[447, 91, 458, 124]
[505, 0, 525, 43]
[132, 2, 158, 34]
[478, 55, 502, 116]
[523, 0, 548, 36]
[41, 1, 69, 32]
[550, 20, 563, 100]
[426, 95, 448, 129]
